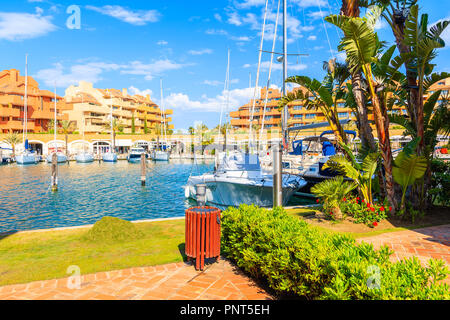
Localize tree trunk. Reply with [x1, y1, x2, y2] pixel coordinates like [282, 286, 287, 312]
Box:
[341, 0, 377, 152]
[370, 84, 397, 211]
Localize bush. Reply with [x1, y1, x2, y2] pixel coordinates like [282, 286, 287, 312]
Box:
[429, 159, 450, 206]
[341, 196, 389, 227]
[221, 205, 449, 300]
[83, 216, 144, 243]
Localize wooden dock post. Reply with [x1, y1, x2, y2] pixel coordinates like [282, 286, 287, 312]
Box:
[140, 153, 146, 186]
[51, 153, 58, 192]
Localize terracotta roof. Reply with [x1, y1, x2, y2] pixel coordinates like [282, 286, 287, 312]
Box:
[68, 92, 101, 106]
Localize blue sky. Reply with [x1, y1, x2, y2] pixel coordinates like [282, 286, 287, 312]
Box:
[1, 0, 449, 131]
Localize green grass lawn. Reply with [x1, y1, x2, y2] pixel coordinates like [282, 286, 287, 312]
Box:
[0, 219, 186, 287]
[285, 207, 447, 239]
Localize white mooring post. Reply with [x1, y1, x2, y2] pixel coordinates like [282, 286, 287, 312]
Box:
[51, 153, 58, 192]
[196, 184, 206, 207]
[140, 153, 146, 186]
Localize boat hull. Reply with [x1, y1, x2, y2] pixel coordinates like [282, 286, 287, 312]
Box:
[46, 154, 68, 163]
[16, 154, 38, 165]
[76, 153, 94, 163]
[102, 153, 118, 162]
[152, 151, 169, 161]
[185, 175, 304, 208]
[127, 154, 148, 163]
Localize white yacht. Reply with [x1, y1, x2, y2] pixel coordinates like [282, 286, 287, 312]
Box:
[152, 150, 170, 161]
[76, 152, 94, 163]
[128, 147, 147, 163]
[46, 84, 67, 164]
[16, 55, 39, 165]
[185, 151, 306, 207]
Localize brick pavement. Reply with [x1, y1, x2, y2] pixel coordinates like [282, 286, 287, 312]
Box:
[0, 259, 272, 300]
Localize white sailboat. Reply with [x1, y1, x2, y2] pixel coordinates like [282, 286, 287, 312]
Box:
[46, 83, 67, 164]
[16, 54, 38, 165]
[76, 95, 94, 163]
[152, 79, 170, 161]
[102, 89, 118, 162]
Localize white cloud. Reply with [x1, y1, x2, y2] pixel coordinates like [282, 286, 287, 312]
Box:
[227, 11, 242, 26]
[243, 63, 252, 68]
[308, 10, 329, 20]
[157, 40, 168, 45]
[35, 59, 188, 87]
[230, 35, 251, 41]
[307, 35, 317, 41]
[165, 87, 261, 112]
[120, 59, 189, 80]
[188, 48, 213, 55]
[214, 13, 222, 22]
[260, 61, 308, 71]
[203, 80, 223, 86]
[0, 10, 56, 41]
[205, 29, 229, 36]
[85, 5, 160, 25]
[129, 86, 153, 97]
[374, 19, 388, 30]
[35, 62, 121, 88]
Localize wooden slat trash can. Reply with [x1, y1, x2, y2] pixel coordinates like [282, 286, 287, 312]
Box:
[185, 206, 221, 271]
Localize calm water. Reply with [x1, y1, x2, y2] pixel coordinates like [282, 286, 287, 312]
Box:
[0, 160, 213, 233]
[0, 160, 313, 234]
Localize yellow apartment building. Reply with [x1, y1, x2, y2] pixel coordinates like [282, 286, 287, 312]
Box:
[64, 81, 173, 134]
[0, 69, 70, 134]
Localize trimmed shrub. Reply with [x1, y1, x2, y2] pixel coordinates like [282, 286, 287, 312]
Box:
[83, 216, 144, 243]
[221, 205, 449, 300]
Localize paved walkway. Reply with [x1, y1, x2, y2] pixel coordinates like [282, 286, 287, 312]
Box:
[357, 224, 450, 266]
[1, 225, 448, 300]
[0, 259, 272, 300]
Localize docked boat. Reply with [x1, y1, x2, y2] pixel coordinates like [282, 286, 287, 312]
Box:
[16, 151, 39, 165]
[102, 152, 118, 162]
[46, 153, 68, 163]
[76, 152, 94, 163]
[185, 151, 306, 207]
[16, 56, 38, 166]
[152, 150, 169, 161]
[46, 84, 67, 164]
[277, 130, 357, 192]
[127, 147, 147, 163]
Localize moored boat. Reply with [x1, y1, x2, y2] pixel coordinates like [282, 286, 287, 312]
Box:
[185, 151, 306, 207]
[76, 152, 94, 163]
[127, 147, 147, 163]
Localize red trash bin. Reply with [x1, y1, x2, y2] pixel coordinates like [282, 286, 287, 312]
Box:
[185, 206, 221, 271]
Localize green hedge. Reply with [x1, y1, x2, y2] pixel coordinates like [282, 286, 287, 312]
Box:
[221, 205, 449, 300]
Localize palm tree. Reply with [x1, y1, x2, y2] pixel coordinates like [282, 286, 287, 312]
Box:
[340, 0, 377, 152]
[195, 123, 209, 155]
[326, 7, 399, 210]
[60, 120, 75, 158]
[188, 126, 195, 154]
[3, 133, 22, 159]
[219, 122, 232, 151]
[361, 1, 449, 156]
[280, 60, 351, 151]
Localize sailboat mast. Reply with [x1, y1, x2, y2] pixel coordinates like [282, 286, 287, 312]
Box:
[160, 79, 167, 149]
[282, 0, 289, 150]
[54, 83, 57, 153]
[24, 54, 28, 149]
[108, 89, 113, 153]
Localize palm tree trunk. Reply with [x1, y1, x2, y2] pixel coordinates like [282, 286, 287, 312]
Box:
[341, 0, 377, 152]
[366, 76, 397, 211]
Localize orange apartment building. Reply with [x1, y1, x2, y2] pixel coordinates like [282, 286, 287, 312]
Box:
[230, 86, 412, 131]
[0, 69, 70, 134]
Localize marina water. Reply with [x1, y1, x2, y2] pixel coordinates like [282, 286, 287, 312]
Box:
[0, 160, 314, 234]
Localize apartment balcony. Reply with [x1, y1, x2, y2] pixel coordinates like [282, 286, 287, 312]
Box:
[0, 95, 26, 107]
[165, 117, 172, 123]
[164, 109, 173, 115]
[168, 124, 174, 130]
[1, 120, 22, 130]
[230, 111, 240, 118]
[0, 106, 20, 117]
[231, 119, 257, 127]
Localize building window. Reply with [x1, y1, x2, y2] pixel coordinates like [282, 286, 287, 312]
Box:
[305, 114, 315, 119]
[293, 114, 303, 119]
[293, 106, 302, 110]
[338, 112, 348, 118]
